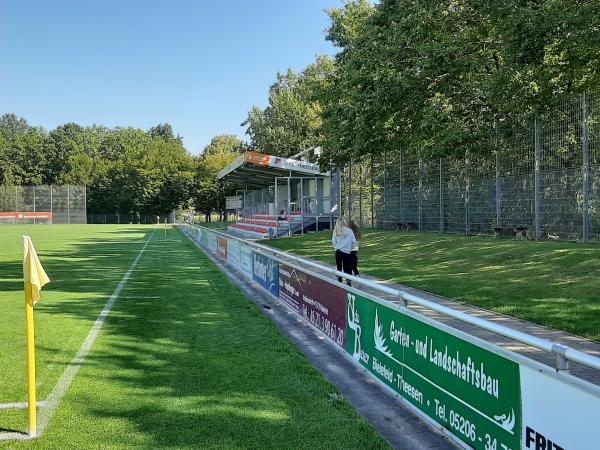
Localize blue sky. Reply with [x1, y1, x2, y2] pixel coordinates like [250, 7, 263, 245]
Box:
[0, 0, 341, 153]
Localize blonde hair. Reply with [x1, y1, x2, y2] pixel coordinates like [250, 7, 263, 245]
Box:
[334, 216, 348, 236]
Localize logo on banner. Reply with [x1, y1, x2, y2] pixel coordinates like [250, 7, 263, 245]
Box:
[252, 252, 279, 296]
[347, 293, 364, 363]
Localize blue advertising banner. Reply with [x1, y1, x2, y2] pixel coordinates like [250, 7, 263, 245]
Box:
[252, 251, 279, 297]
[240, 244, 253, 280]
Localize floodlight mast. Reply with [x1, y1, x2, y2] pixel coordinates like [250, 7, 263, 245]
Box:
[288, 146, 322, 161]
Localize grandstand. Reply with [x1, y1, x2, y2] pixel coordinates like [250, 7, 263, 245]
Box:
[218, 151, 341, 238]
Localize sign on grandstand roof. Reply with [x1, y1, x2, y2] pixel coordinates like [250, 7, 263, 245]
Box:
[270, 155, 320, 174]
[218, 151, 322, 181]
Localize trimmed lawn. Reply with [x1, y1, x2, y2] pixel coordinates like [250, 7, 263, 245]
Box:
[264, 230, 600, 342]
[196, 221, 233, 230]
[0, 225, 387, 449]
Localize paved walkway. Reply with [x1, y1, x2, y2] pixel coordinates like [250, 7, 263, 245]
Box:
[256, 241, 600, 386]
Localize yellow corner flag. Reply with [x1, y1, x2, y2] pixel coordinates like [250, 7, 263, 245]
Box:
[24, 236, 50, 306]
[22, 235, 50, 437]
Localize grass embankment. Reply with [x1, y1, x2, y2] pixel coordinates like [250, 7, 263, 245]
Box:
[0, 225, 387, 449]
[264, 230, 600, 341]
[196, 221, 233, 230]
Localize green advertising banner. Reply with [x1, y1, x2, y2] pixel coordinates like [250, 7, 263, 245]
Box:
[346, 292, 521, 450]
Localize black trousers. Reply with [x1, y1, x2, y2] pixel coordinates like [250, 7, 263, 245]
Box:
[335, 250, 353, 283]
[349, 250, 359, 276]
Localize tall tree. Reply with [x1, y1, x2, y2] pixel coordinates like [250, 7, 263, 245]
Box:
[319, 0, 600, 165]
[243, 56, 334, 157]
[148, 123, 183, 145]
[192, 134, 242, 221]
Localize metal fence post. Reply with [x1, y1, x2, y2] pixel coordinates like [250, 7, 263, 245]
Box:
[439, 158, 444, 232]
[67, 185, 71, 224]
[370, 155, 375, 228]
[33, 186, 36, 225]
[582, 92, 590, 242]
[534, 114, 542, 240]
[495, 118, 501, 228]
[465, 151, 470, 235]
[399, 149, 403, 222]
[348, 160, 353, 218]
[84, 187, 87, 225]
[287, 176, 291, 236]
[383, 150, 387, 225]
[359, 161, 363, 225]
[418, 153, 423, 231]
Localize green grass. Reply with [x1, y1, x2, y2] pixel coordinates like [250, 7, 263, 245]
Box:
[0, 225, 387, 449]
[197, 221, 233, 230]
[264, 230, 600, 341]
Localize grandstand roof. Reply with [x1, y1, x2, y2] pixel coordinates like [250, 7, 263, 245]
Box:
[217, 151, 323, 188]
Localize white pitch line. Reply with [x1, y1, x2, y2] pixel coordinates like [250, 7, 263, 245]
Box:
[0, 226, 157, 442]
[0, 401, 48, 410]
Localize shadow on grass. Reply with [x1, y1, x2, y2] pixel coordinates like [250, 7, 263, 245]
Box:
[13, 227, 385, 449]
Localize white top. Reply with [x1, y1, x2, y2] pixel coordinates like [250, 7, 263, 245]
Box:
[332, 228, 356, 254]
[351, 240, 359, 252]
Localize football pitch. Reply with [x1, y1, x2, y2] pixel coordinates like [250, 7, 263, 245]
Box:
[0, 225, 387, 449]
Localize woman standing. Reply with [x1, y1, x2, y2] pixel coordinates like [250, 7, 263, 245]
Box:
[348, 219, 361, 277]
[331, 216, 356, 285]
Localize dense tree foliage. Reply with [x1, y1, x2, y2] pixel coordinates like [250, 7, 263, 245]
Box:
[321, 0, 599, 162]
[3, 1, 598, 217]
[0, 115, 195, 215]
[192, 135, 242, 221]
[245, 0, 599, 164]
[243, 56, 334, 157]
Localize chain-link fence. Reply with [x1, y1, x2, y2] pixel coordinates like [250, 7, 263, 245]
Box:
[0, 185, 86, 224]
[342, 90, 600, 241]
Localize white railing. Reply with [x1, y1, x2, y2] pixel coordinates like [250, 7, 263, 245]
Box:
[188, 223, 600, 374]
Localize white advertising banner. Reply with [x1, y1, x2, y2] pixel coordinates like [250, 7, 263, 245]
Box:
[208, 231, 217, 252]
[520, 366, 600, 450]
[225, 195, 243, 210]
[227, 239, 241, 269]
[269, 156, 321, 175]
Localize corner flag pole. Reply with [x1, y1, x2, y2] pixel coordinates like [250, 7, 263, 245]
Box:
[23, 236, 37, 437]
[25, 282, 37, 437]
[23, 235, 50, 438]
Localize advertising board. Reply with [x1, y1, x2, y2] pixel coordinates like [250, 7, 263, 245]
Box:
[208, 231, 217, 252]
[227, 239, 241, 268]
[186, 229, 600, 450]
[252, 252, 279, 297]
[240, 244, 253, 280]
[279, 264, 346, 348]
[217, 237, 227, 259]
[0, 212, 53, 220]
[346, 292, 521, 450]
[225, 196, 243, 210]
[520, 366, 600, 450]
